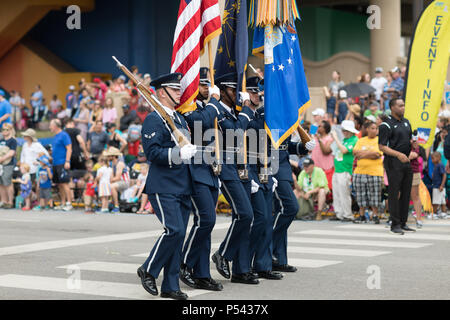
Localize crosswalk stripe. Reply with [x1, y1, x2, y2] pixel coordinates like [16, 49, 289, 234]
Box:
[211, 243, 389, 257]
[0, 274, 210, 299]
[296, 229, 450, 241]
[336, 224, 450, 232]
[58, 261, 230, 285]
[283, 258, 342, 268]
[288, 237, 431, 249]
[283, 246, 390, 257]
[0, 223, 231, 257]
[57, 261, 139, 274]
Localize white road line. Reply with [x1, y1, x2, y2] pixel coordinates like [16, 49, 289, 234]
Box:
[284, 246, 390, 257]
[336, 224, 450, 232]
[58, 261, 139, 274]
[0, 231, 161, 257]
[0, 218, 40, 223]
[297, 229, 450, 241]
[211, 243, 388, 257]
[0, 223, 231, 257]
[288, 237, 431, 248]
[58, 261, 230, 287]
[284, 258, 342, 268]
[0, 274, 209, 300]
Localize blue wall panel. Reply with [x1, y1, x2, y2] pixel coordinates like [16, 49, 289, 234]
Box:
[28, 0, 178, 78]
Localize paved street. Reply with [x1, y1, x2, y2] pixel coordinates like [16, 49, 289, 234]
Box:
[0, 209, 449, 300]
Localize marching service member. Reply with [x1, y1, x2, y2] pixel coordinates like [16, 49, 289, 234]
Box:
[137, 72, 197, 300]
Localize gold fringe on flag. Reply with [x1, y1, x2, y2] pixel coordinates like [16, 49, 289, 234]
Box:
[248, 0, 300, 27]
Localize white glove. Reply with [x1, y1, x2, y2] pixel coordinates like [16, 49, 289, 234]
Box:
[251, 180, 259, 194]
[239, 92, 250, 104]
[272, 177, 278, 193]
[305, 140, 316, 151]
[180, 144, 198, 160]
[209, 85, 220, 99]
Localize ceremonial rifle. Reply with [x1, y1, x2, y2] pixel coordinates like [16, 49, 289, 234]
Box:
[112, 56, 191, 148]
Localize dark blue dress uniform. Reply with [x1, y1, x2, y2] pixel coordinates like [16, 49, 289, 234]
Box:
[247, 105, 276, 274]
[272, 131, 309, 269]
[210, 73, 255, 278]
[139, 73, 193, 295]
[180, 91, 223, 282]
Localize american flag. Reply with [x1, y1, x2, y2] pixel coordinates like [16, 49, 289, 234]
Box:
[170, 0, 222, 114]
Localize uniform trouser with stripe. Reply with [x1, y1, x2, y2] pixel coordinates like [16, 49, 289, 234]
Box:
[249, 187, 273, 272]
[141, 193, 191, 292]
[219, 180, 253, 275]
[181, 182, 218, 279]
[385, 159, 413, 228]
[272, 180, 299, 266]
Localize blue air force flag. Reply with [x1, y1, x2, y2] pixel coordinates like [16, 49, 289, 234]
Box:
[253, 24, 311, 148]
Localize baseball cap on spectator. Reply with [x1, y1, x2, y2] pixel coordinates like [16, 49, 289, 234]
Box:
[375, 67, 383, 73]
[144, 74, 151, 79]
[391, 66, 400, 73]
[122, 104, 130, 110]
[302, 158, 314, 167]
[311, 108, 325, 117]
[118, 75, 126, 81]
[339, 90, 347, 99]
[365, 115, 377, 123]
[37, 155, 51, 167]
[138, 151, 146, 158]
[341, 120, 359, 134]
[0, 90, 5, 97]
[93, 78, 101, 83]
[68, 85, 75, 91]
[438, 110, 450, 118]
[369, 101, 380, 108]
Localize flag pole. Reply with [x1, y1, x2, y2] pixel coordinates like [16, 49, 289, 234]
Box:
[208, 42, 221, 176]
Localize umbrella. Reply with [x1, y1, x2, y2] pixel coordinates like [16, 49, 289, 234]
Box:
[340, 82, 375, 98]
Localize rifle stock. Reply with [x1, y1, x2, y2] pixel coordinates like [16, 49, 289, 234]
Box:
[112, 56, 190, 147]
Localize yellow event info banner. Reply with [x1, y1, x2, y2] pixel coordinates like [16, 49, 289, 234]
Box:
[404, 0, 450, 149]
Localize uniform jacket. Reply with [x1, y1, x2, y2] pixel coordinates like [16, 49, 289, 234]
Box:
[142, 110, 193, 195]
[209, 99, 254, 181]
[181, 98, 222, 188]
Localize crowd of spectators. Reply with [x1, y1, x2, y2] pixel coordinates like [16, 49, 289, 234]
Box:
[293, 67, 450, 228]
[0, 65, 449, 227]
[0, 68, 154, 214]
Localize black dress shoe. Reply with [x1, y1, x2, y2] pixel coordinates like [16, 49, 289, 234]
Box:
[193, 278, 223, 291]
[160, 290, 188, 300]
[257, 270, 283, 280]
[137, 267, 158, 296]
[212, 251, 230, 279]
[401, 224, 416, 232]
[179, 264, 196, 288]
[231, 272, 259, 284]
[272, 263, 298, 272]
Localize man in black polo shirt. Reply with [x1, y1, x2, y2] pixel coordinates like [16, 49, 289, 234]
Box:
[378, 98, 416, 235]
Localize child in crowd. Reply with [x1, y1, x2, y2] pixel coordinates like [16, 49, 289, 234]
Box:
[127, 118, 142, 157]
[95, 156, 112, 213]
[409, 132, 424, 228]
[431, 152, 448, 219]
[83, 171, 96, 214]
[129, 163, 148, 203]
[33, 155, 53, 211]
[13, 163, 32, 210]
